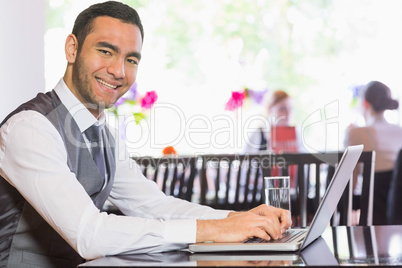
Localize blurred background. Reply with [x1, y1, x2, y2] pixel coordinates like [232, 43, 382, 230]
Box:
[2, 0, 402, 156]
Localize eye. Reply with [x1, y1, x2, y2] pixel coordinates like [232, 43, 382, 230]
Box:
[127, 58, 139, 65]
[99, 49, 111, 55]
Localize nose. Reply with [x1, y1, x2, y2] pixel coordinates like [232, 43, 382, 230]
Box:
[107, 58, 125, 79]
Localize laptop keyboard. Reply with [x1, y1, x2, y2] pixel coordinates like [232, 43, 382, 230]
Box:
[243, 229, 305, 244]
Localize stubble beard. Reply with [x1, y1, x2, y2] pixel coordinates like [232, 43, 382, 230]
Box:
[72, 54, 110, 112]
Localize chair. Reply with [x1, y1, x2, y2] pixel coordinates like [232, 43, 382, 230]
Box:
[199, 154, 266, 211]
[198, 151, 375, 227]
[386, 148, 402, 224]
[327, 151, 375, 226]
[132, 155, 199, 202]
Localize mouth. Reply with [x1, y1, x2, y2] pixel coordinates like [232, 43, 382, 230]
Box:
[96, 78, 119, 90]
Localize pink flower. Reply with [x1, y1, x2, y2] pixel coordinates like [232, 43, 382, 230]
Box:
[225, 90, 245, 111]
[141, 91, 158, 109]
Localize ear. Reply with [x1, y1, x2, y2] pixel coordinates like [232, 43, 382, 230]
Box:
[362, 99, 370, 109]
[65, 34, 79, 63]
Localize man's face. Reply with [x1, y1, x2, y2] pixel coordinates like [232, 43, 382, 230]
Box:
[70, 16, 142, 117]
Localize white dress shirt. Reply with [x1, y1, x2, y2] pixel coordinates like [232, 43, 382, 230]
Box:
[0, 78, 229, 260]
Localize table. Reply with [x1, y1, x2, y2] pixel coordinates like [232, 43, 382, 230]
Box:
[79, 225, 402, 267]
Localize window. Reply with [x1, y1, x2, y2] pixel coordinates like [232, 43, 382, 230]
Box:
[45, 0, 402, 156]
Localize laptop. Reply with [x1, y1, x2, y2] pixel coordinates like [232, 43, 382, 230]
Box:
[189, 144, 364, 252]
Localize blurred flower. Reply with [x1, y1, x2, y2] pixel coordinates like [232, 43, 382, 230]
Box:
[141, 91, 158, 109]
[126, 82, 138, 100]
[114, 97, 126, 107]
[109, 82, 158, 125]
[225, 90, 246, 111]
[225, 87, 268, 111]
[115, 82, 138, 107]
[162, 146, 177, 156]
[349, 84, 364, 108]
[246, 87, 268, 104]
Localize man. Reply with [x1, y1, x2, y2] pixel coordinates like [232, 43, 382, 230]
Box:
[0, 1, 291, 267]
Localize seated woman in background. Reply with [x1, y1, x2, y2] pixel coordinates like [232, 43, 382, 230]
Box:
[243, 89, 298, 154]
[243, 89, 300, 189]
[344, 81, 402, 225]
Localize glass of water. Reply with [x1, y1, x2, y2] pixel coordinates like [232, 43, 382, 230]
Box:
[264, 176, 290, 211]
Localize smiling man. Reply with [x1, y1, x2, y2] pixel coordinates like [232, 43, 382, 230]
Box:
[0, 1, 291, 267]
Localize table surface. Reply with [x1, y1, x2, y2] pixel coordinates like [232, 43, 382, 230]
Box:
[79, 225, 402, 267]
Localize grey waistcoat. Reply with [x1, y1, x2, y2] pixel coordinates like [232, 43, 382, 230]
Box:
[0, 90, 116, 268]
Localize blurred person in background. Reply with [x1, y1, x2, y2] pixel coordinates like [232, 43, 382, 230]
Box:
[243, 89, 298, 154]
[344, 80, 402, 225]
[242, 89, 301, 214]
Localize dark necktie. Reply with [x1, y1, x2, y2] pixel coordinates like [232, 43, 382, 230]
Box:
[85, 124, 106, 181]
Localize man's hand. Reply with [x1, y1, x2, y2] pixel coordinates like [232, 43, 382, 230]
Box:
[196, 204, 292, 243]
[247, 204, 292, 232]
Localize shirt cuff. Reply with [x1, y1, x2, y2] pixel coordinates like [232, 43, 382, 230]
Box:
[164, 219, 197, 244]
[163, 210, 231, 244]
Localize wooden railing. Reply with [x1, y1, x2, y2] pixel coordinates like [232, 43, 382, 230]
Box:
[132, 151, 375, 227]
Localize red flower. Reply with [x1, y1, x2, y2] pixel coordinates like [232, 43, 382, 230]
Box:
[225, 90, 246, 111]
[141, 91, 158, 109]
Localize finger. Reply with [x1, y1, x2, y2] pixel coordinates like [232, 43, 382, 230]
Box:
[251, 227, 272, 241]
[248, 208, 286, 240]
[280, 210, 292, 230]
[268, 207, 291, 229]
[244, 214, 281, 240]
[262, 209, 285, 238]
[261, 217, 282, 240]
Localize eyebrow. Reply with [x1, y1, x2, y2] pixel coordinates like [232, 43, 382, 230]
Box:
[96, 41, 142, 61]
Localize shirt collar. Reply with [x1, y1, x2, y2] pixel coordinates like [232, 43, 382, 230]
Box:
[54, 78, 105, 133]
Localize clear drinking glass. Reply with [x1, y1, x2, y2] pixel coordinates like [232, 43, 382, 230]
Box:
[264, 176, 290, 211]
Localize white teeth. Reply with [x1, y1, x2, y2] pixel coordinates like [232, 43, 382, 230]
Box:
[97, 79, 117, 89]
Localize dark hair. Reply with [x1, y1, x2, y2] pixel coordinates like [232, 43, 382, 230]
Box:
[364, 81, 399, 112]
[72, 1, 144, 53]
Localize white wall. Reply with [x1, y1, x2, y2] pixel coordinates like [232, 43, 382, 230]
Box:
[0, 0, 45, 121]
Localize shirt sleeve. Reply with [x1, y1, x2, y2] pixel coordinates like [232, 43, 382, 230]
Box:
[0, 111, 229, 260]
[107, 125, 230, 243]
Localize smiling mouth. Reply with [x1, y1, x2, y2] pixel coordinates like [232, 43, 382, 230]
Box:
[96, 78, 118, 90]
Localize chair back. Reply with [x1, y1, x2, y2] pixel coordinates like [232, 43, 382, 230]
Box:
[386, 149, 402, 224]
[199, 154, 265, 211]
[132, 156, 198, 202]
[326, 151, 375, 226]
